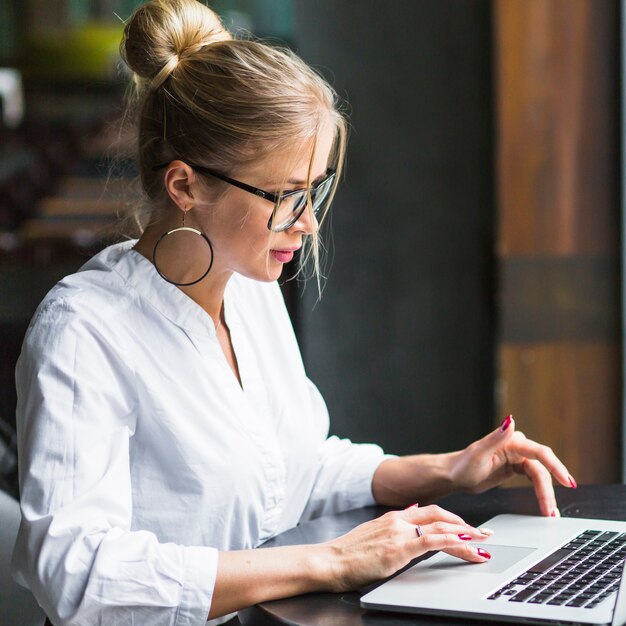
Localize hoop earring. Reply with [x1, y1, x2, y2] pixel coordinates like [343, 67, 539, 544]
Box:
[152, 211, 214, 286]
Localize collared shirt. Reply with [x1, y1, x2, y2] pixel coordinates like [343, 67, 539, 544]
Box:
[12, 241, 387, 626]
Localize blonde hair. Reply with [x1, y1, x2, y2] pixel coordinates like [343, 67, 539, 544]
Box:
[119, 0, 347, 287]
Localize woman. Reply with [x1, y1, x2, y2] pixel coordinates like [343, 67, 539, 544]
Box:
[12, 1, 576, 625]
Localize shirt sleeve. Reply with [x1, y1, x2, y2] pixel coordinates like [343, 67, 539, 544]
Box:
[12, 297, 217, 626]
[299, 379, 395, 521]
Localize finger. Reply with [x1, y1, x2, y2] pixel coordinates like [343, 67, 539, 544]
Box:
[419, 521, 492, 541]
[469, 414, 517, 457]
[399, 503, 466, 527]
[443, 542, 493, 563]
[518, 458, 560, 517]
[416, 532, 492, 563]
[505, 433, 576, 489]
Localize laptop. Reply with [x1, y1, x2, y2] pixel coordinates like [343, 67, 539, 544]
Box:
[360, 514, 626, 625]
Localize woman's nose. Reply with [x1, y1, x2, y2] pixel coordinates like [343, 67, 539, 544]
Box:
[290, 206, 317, 235]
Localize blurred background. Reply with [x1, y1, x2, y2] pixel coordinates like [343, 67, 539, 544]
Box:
[0, 0, 621, 499]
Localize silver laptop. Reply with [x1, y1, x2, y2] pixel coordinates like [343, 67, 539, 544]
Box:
[361, 514, 626, 625]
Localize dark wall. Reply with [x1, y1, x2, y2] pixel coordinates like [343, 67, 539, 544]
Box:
[293, 1, 495, 455]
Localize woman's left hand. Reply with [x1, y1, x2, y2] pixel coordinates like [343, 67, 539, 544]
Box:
[449, 415, 576, 517]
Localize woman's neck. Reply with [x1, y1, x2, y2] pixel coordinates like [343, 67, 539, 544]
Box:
[134, 223, 232, 326]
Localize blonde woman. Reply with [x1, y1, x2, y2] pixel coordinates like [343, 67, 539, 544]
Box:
[12, 1, 576, 625]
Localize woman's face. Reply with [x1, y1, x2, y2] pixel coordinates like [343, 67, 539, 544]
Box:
[190, 124, 335, 283]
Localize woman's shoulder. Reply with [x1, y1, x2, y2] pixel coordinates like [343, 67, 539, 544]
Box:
[26, 241, 139, 342]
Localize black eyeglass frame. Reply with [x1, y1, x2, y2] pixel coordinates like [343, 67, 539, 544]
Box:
[152, 161, 336, 232]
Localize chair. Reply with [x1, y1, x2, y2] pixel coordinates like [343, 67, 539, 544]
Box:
[0, 489, 46, 626]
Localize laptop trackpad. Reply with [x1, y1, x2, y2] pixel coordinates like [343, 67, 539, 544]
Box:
[428, 544, 537, 575]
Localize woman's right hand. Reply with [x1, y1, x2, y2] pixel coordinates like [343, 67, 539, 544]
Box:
[321, 504, 492, 592]
[210, 504, 491, 618]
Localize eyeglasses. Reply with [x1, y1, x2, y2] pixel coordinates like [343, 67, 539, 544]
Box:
[152, 161, 336, 232]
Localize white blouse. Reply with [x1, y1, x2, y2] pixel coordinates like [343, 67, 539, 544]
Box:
[12, 241, 387, 626]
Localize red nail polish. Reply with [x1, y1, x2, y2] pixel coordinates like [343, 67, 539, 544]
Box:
[500, 415, 512, 432]
[458, 534, 472, 541]
[568, 475, 578, 489]
[404, 502, 419, 509]
[477, 548, 491, 559]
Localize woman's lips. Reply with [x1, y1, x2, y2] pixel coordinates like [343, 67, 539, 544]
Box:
[270, 249, 295, 263]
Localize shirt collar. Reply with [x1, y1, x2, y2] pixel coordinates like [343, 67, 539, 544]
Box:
[84, 240, 223, 336]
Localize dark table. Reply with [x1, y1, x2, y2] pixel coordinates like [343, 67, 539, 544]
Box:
[239, 484, 626, 625]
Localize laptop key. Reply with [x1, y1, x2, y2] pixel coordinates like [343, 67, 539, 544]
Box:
[513, 573, 539, 584]
[510, 588, 537, 602]
[551, 578, 569, 586]
[528, 549, 574, 574]
[532, 592, 553, 601]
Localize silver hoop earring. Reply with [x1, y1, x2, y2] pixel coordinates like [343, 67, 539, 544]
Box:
[152, 211, 214, 286]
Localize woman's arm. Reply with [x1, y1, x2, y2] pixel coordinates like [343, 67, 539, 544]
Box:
[371, 451, 460, 507]
[210, 545, 327, 617]
[371, 416, 576, 516]
[14, 302, 216, 626]
[209, 504, 492, 619]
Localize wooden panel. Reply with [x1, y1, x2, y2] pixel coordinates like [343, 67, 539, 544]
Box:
[500, 256, 619, 343]
[494, 0, 620, 484]
[494, 0, 619, 256]
[499, 343, 620, 484]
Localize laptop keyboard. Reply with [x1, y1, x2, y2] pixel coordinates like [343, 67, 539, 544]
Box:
[487, 530, 626, 609]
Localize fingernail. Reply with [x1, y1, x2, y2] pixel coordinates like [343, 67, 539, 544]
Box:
[477, 548, 491, 559]
[404, 502, 419, 509]
[500, 415, 512, 432]
[550, 508, 561, 518]
[458, 533, 472, 541]
[568, 475, 578, 489]
[479, 527, 494, 536]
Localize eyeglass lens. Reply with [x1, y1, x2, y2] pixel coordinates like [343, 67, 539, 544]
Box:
[272, 176, 334, 231]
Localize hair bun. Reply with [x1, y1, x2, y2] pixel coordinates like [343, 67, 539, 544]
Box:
[121, 0, 231, 89]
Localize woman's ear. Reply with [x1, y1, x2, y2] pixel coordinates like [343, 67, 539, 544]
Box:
[163, 160, 196, 210]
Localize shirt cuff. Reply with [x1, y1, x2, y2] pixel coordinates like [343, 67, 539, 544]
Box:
[175, 546, 218, 626]
[345, 448, 398, 510]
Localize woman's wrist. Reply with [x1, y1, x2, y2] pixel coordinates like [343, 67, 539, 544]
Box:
[311, 542, 347, 593]
[440, 449, 466, 492]
[371, 452, 461, 507]
[304, 543, 341, 592]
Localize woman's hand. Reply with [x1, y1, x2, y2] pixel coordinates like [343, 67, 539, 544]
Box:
[449, 415, 576, 516]
[322, 504, 492, 592]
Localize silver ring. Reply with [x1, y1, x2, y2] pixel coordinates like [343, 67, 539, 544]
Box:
[415, 525, 423, 538]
